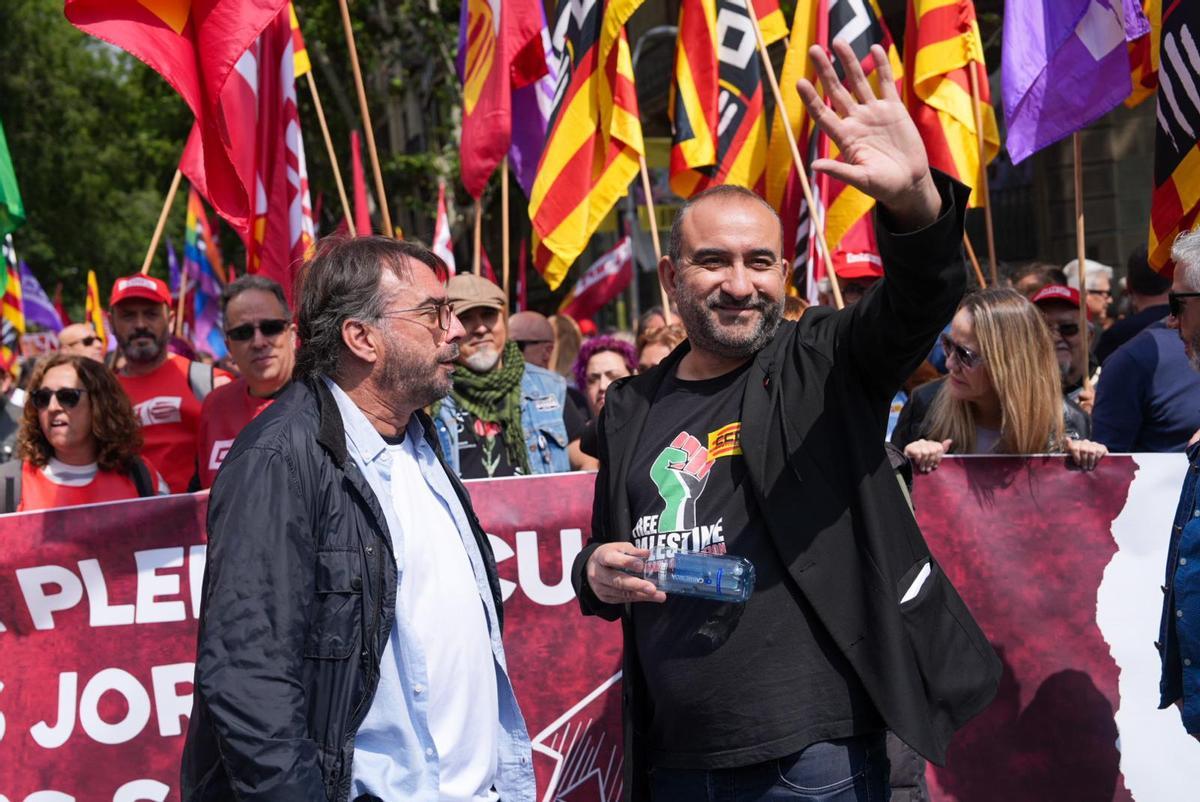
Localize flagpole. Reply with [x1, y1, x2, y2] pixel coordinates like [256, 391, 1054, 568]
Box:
[743, 0, 843, 310]
[962, 233, 987, 288]
[638, 156, 672, 325]
[473, 198, 482, 276]
[501, 157, 511, 302]
[141, 169, 183, 275]
[304, 72, 353, 229]
[1073, 132, 1092, 395]
[174, 265, 190, 338]
[968, 64, 998, 285]
[337, 0, 393, 238]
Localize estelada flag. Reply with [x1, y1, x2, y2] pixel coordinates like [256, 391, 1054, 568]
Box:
[180, 4, 315, 304]
[765, 0, 902, 299]
[1148, 1, 1200, 272]
[669, 0, 787, 199]
[65, 0, 288, 234]
[903, 0, 999, 209]
[558, 236, 632, 322]
[458, 0, 548, 199]
[528, 0, 645, 291]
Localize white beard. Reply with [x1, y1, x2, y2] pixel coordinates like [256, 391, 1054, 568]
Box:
[463, 346, 501, 373]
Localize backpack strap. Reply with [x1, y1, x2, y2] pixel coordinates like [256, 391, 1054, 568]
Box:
[0, 458, 22, 513]
[188, 360, 216, 402]
[129, 457, 157, 498]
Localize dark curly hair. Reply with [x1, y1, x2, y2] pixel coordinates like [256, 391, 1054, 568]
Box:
[18, 353, 144, 472]
[572, 335, 638, 391]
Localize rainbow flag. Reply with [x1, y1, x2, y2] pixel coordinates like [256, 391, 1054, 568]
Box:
[184, 189, 228, 359]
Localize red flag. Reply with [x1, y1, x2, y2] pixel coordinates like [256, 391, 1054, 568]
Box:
[432, 180, 457, 272]
[557, 237, 632, 321]
[350, 131, 373, 236]
[53, 282, 71, 327]
[480, 246, 499, 285]
[458, 0, 548, 199]
[66, 0, 287, 233]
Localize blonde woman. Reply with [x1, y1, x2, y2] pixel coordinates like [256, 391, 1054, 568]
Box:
[891, 288, 1108, 472]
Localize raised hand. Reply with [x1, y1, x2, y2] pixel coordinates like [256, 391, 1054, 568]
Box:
[797, 40, 940, 231]
[650, 432, 713, 533]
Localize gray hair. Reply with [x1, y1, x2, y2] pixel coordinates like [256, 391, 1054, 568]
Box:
[667, 184, 781, 263]
[220, 274, 289, 317]
[294, 236, 447, 380]
[1173, 229, 1200, 292]
[1063, 258, 1114, 290]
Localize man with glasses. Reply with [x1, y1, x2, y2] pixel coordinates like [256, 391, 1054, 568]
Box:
[196, 275, 296, 487]
[183, 237, 536, 800]
[1032, 284, 1096, 411]
[433, 273, 572, 478]
[57, 323, 106, 362]
[1065, 257, 1115, 331]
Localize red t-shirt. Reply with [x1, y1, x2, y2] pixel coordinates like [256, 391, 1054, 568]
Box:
[117, 353, 230, 493]
[19, 460, 140, 511]
[196, 377, 277, 488]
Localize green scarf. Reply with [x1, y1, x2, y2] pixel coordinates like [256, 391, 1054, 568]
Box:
[448, 339, 532, 474]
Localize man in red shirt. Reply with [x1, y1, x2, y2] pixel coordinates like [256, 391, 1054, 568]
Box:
[197, 275, 296, 487]
[110, 274, 230, 492]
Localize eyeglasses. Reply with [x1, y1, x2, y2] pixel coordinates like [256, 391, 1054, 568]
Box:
[31, 387, 87, 410]
[1169, 291, 1200, 318]
[64, 336, 100, 348]
[1086, 288, 1112, 298]
[225, 319, 289, 342]
[940, 333, 985, 371]
[379, 299, 455, 332]
[1048, 322, 1081, 338]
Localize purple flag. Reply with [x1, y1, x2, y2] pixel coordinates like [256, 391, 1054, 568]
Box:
[508, 4, 556, 197]
[1002, 0, 1150, 164]
[18, 261, 62, 333]
[166, 237, 181, 295]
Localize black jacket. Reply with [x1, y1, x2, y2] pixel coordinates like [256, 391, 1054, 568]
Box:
[181, 378, 503, 802]
[571, 175, 1000, 801]
[890, 377, 1092, 449]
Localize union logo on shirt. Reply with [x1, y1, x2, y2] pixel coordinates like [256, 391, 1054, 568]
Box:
[706, 422, 742, 461]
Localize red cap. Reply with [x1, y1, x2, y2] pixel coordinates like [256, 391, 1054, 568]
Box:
[110, 274, 171, 307]
[1030, 284, 1080, 309]
[832, 250, 884, 280]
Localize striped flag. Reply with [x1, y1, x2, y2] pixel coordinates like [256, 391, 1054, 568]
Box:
[185, 189, 228, 359]
[528, 0, 646, 291]
[558, 236, 633, 321]
[1126, 0, 1160, 108]
[289, 2, 311, 77]
[0, 236, 24, 372]
[903, 0, 999, 209]
[668, 0, 787, 198]
[765, 0, 902, 301]
[84, 270, 106, 346]
[432, 180, 457, 273]
[1148, 2, 1200, 272]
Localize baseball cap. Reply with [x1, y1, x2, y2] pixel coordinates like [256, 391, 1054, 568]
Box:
[110, 274, 171, 307]
[1030, 284, 1081, 310]
[447, 273, 506, 315]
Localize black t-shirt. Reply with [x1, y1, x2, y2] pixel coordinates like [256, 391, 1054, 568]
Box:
[447, 407, 522, 480]
[627, 362, 881, 769]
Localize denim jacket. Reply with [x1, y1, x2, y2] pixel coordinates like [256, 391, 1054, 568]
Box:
[1159, 440, 1200, 733]
[434, 363, 572, 476]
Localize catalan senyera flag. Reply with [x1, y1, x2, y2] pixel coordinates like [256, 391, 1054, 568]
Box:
[289, 2, 310, 77]
[1126, 0, 1160, 108]
[0, 236, 24, 373]
[903, 0, 999, 209]
[180, 4, 315, 305]
[766, 0, 903, 300]
[1148, 2, 1200, 272]
[529, 0, 646, 290]
[65, 0, 289, 233]
[458, 0, 548, 199]
[84, 270, 106, 346]
[669, 0, 787, 198]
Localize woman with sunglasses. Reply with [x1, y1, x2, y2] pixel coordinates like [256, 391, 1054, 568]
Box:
[1, 354, 167, 512]
[891, 288, 1108, 473]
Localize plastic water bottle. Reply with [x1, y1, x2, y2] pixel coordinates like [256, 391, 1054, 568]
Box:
[638, 546, 756, 602]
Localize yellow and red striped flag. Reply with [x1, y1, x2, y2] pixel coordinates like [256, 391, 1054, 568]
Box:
[765, 0, 902, 300]
[903, 0, 999, 209]
[0, 236, 24, 374]
[1126, 0, 1160, 108]
[668, 0, 788, 198]
[528, 0, 645, 290]
[85, 269, 106, 346]
[289, 2, 311, 78]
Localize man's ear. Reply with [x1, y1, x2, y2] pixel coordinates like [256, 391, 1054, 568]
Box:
[341, 319, 381, 365]
[658, 255, 678, 302]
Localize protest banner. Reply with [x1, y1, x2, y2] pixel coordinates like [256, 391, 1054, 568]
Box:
[0, 455, 1197, 800]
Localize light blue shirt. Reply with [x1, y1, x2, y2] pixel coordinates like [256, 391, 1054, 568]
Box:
[322, 377, 535, 801]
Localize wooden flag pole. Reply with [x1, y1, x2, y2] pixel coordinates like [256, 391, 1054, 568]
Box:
[744, 0, 843, 310]
[968, 65, 999, 285]
[638, 155, 672, 325]
[473, 198, 482, 276]
[1073, 132, 1092, 395]
[141, 168, 183, 275]
[174, 266, 189, 337]
[962, 232, 987, 288]
[501, 157, 511, 298]
[304, 71, 353, 228]
[337, 0, 393, 238]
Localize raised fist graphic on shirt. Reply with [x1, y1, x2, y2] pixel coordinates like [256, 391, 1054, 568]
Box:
[650, 432, 713, 533]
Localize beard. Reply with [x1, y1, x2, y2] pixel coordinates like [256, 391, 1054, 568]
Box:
[1187, 332, 1200, 372]
[119, 327, 168, 365]
[462, 343, 501, 373]
[378, 328, 459, 408]
[675, 283, 783, 360]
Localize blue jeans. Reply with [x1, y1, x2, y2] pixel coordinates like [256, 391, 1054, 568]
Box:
[650, 734, 890, 802]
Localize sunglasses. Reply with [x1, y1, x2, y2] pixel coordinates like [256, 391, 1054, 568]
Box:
[940, 333, 984, 370]
[1169, 291, 1200, 318]
[225, 319, 289, 342]
[31, 387, 87, 410]
[1048, 322, 1081, 338]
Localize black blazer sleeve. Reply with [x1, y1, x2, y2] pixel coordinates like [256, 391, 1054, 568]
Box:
[571, 407, 623, 621]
